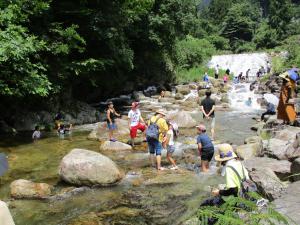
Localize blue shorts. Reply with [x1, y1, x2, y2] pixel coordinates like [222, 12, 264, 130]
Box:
[167, 145, 175, 154]
[107, 122, 117, 130]
[147, 138, 162, 155]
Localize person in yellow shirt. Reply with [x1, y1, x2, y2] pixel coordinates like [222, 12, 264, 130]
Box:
[201, 143, 249, 207]
[147, 109, 168, 170]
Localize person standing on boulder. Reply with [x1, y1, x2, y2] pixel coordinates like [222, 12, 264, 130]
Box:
[200, 90, 216, 140]
[106, 101, 120, 142]
[128, 102, 146, 146]
[147, 109, 168, 170]
[196, 124, 214, 172]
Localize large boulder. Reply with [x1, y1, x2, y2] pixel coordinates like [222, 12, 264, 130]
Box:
[249, 168, 288, 201]
[244, 157, 291, 178]
[175, 85, 190, 95]
[59, 149, 122, 186]
[100, 141, 132, 151]
[291, 158, 300, 182]
[262, 138, 289, 160]
[167, 111, 197, 128]
[274, 181, 300, 225]
[235, 143, 262, 160]
[10, 179, 52, 199]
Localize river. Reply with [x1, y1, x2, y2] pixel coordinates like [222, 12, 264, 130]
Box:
[0, 80, 265, 225]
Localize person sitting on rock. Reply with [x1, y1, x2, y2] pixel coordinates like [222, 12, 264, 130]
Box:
[128, 102, 146, 146]
[196, 124, 214, 172]
[158, 90, 165, 99]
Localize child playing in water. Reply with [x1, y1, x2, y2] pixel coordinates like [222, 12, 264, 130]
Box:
[163, 121, 178, 170]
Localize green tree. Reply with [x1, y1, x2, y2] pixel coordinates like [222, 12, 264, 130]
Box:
[268, 0, 292, 39]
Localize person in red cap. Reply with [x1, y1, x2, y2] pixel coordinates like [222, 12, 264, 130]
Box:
[128, 102, 146, 146]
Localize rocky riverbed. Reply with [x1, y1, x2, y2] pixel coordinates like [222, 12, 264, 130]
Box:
[1, 77, 300, 225]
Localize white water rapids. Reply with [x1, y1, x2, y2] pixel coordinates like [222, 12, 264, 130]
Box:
[208, 52, 270, 78]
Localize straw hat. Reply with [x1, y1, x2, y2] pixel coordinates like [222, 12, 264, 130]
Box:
[156, 109, 167, 116]
[215, 143, 237, 162]
[196, 124, 206, 131]
[279, 72, 289, 81]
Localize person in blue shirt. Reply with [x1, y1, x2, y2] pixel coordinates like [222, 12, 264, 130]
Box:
[196, 124, 215, 172]
[261, 102, 276, 121]
[203, 72, 209, 82]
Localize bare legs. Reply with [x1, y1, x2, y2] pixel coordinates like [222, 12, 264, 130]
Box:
[167, 152, 176, 167]
[201, 160, 210, 172]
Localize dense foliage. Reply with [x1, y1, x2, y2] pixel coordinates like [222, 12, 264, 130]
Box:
[0, 0, 299, 105]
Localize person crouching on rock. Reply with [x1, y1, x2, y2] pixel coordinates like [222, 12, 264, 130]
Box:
[201, 144, 249, 207]
[196, 124, 214, 172]
[128, 102, 146, 146]
[106, 101, 120, 142]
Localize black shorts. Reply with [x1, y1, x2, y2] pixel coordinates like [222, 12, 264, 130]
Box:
[201, 148, 214, 161]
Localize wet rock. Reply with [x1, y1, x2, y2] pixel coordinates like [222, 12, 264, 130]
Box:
[198, 89, 207, 97]
[164, 91, 172, 97]
[10, 179, 52, 199]
[244, 157, 291, 178]
[50, 187, 90, 201]
[274, 181, 300, 225]
[251, 122, 265, 131]
[249, 168, 288, 201]
[59, 149, 123, 186]
[143, 86, 157, 97]
[167, 111, 197, 128]
[176, 85, 190, 95]
[132, 91, 146, 101]
[100, 141, 132, 151]
[244, 136, 262, 144]
[291, 158, 300, 182]
[235, 143, 262, 160]
[220, 94, 229, 103]
[0, 120, 16, 134]
[175, 93, 184, 100]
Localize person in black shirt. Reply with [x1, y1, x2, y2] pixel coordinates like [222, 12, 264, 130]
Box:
[200, 90, 216, 140]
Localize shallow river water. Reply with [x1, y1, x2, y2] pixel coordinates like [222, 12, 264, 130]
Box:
[0, 108, 260, 225]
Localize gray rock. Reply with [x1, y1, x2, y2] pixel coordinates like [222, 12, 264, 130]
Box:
[59, 149, 123, 186]
[291, 158, 300, 182]
[274, 127, 300, 141]
[100, 141, 132, 151]
[274, 181, 300, 225]
[167, 111, 197, 128]
[244, 136, 262, 144]
[175, 93, 184, 100]
[244, 157, 291, 178]
[158, 97, 175, 103]
[262, 138, 290, 160]
[10, 179, 52, 199]
[249, 168, 288, 201]
[236, 143, 262, 160]
[176, 85, 190, 95]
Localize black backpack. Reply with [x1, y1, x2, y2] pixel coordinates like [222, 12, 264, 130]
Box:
[146, 117, 161, 140]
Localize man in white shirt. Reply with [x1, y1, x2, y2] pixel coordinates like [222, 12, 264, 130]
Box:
[214, 64, 219, 79]
[128, 102, 146, 146]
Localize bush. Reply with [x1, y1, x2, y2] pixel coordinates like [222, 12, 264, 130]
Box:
[207, 35, 230, 50]
[234, 41, 256, 53]
[175, 35, 216, 69]
[253, 21, 279, 49]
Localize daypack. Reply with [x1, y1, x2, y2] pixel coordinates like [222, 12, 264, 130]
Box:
[146, 117, 161, 140]
[227, 163, 257, 199]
